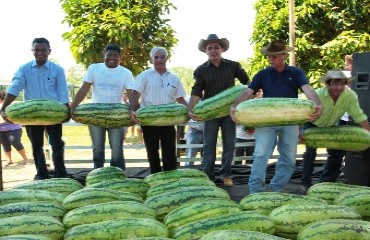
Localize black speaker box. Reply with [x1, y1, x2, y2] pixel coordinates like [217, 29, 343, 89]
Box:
[344, 147, 370, 186]
[352, 52, 370, 117]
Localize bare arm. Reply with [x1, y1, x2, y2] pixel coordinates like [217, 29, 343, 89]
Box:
[70, 82, 92, 109]
[130, 90, 142, 124]
[358, 120, 370, 132]
[187, 95, 201, 121]
[176, 97, 188, 107]
[0, 93, 17, 123]
[301, 84, 323, 121]
[229, 88, 255, 123]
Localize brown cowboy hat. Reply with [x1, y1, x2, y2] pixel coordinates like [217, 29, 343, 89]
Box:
[260, 40, 294, 55]
[319, 70, 352, 84]
[198, 34, 229, 52]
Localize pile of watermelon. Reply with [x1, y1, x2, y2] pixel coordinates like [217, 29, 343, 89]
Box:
[0, 166, 369, 239]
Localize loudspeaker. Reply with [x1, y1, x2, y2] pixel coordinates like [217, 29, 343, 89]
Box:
[351, 52, 370, 117]
[344, 148, 370, 186]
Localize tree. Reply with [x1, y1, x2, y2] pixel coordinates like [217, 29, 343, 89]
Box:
[66, 64, 86, 86]
[170, 66, 195, 95]
[60, 0, 178, 75]
[249, 0, 370, 88]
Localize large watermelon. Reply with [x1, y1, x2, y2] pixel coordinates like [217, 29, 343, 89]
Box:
[136, 103, 189, 126]
[235, 97, 315, 127]
[5, 99, 68, 125]
[303, 126, 370, 151]
[72, 103, 131, 128]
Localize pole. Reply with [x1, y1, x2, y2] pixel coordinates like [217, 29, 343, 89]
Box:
[289, 0, 296, 66]
[0, 144, 3, 191]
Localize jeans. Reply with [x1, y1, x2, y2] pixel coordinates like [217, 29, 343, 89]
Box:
[248, 125, 299, 194]
[88, 126, 125, 170]
[202, 116, 236, 180]
[300, 123, 346, 186]
[184, 128, 203, 166]
[26, 124, 66, 179]
[141, 126, 177, 174]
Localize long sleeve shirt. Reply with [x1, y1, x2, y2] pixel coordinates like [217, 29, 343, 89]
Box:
[313, 87, 367, 127]
[191, 59, 249, 99]
[7, 60, 69, 104]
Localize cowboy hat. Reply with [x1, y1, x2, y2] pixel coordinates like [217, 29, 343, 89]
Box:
[198, 34, 229, 52]
[260, 40, 294, 55]
[319, 70, 351, 84]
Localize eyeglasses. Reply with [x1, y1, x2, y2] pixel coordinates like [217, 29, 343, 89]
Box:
[329, 80, 347, 86]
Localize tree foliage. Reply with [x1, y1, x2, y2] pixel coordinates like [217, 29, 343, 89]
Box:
[170, 66, 195, 95]
[249, 0, 370, 88]
[60, 0, 178, 75]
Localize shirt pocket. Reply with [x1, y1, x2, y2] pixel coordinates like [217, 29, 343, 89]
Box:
[46, 77, 57, 90]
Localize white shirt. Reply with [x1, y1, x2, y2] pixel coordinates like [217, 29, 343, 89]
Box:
[133, 68, 186, 107]
[84, 63, 134, 103]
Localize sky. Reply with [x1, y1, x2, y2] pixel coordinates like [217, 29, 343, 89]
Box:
[0, 0, 256, 80]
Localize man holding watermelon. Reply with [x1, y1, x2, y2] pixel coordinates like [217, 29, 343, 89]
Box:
[70, 44, 134, 171]
[229, 39, 323, 194]
[130, 47, 187, 174]
[299, 69, 370, 194]
[0, 38, 70, 180]
[188, 34, 250, 186]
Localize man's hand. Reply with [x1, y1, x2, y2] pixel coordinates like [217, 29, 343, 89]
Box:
[130, 111, 141, 125]
[188, 111, 202, 122]
[230, 107, 239, 124]
[309, 105, 323, 122]
[0, 110, 13, 124]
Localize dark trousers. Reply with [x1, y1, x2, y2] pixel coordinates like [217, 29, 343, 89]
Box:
[26, 124, 66, 179]
[234, 138, 255, 164]
[300, 122, 346, 186]
[141, 125, 177, 174]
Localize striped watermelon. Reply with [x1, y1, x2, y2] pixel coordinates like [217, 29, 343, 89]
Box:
[64, 218, 169, 240]
[193, 85, 247, 121]
[62, 188, 143, 211]
[0, 235, 54, 240]
[303, 126, 370, 151]
[86, 178, 149, 198]
[0, 215, 65, 239]
[269, 203, 361, 239]
[334, 188, 370, 220]
[172, 211, 275, 240]
[136, 103, 189, 126]
[85, 166, 126, 186]
[72, 103, 131, 128]
[239, 192, 291, 215]
[146, 177, 216, 198]
[164, 198, 241, 235]
[144, 185, 230, 220]
[307, 182, 368, 204]
[5, 99, 68, 125]
[297, 219, 370, 240]
[13, 178, 83, 197]
[235, 98, 315, 127]
[0, 201, 65, 220]
[200, 230, 287, 240]
[144, 169, 209, 187]
[63, 201, 156, 228]
[0, 189, 64, 206]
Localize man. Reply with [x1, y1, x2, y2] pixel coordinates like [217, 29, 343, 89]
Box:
[188, 34, 250, 186]
[131, 46, 187, 174]
[70, 44, 133, 170]
[0, 37, 70, 180]
[299, 70, 370, 194]
[230, 39, 322, 194]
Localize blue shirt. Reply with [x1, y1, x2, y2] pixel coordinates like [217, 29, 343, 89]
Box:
[249, 65, 308, 98]
[8, 60, 69, 103]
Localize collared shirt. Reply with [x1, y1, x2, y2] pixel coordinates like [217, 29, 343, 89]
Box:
[84, 63, 134, 103]
[133, 68, 186, 107]
[249, 65, 308, 98]
[313, 87, 367, 127]
[8, 60, 69, 103]
[191, 58, 250, 99]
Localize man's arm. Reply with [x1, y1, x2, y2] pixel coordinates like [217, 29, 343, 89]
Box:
[176, 97, 188, 107]
[187, 95, 201, 121]
[130, 90, 142, 124]
[229, 88, 255, 123]
[0, 93, 17, 123]
[70, 82, 92, 109]
[301, 84, 323, 121]
[358, 120, 370, 132]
